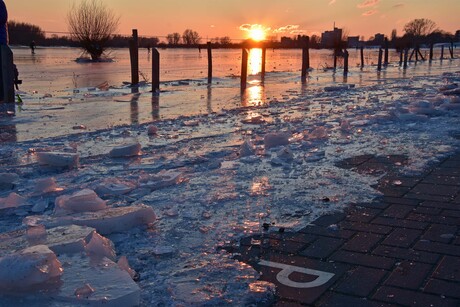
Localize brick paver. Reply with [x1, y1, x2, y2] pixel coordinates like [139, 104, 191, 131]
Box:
[228, 153, 460, 305]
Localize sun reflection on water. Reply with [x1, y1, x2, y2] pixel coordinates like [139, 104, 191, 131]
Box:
[248, 48, 262, 76]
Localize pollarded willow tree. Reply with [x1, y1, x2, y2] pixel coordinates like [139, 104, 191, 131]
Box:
[67, 0, 120, 61]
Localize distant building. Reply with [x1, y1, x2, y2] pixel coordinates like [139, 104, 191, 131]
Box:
[373, 33, 385, 45]
[321, 27, 342, 48]
[347, 36, 360, 48]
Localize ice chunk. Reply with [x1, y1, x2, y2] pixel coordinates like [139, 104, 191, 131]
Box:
[183, 119, 199, 127]
[0, 192, 28, 210]
[277, 146, 294, 162]
[264, 132, 291, 149]
[240, 140, 256, 157]
[109, 143, 142, 158]
[117, 256, 137, 279]
[140, 170, 184, 190]
[241, 114, 265, 124]
[36, 152, 79, 168]
[147, 125, 158, 135]
[25, 204, 156, 235]
[33, 177, 59, 195]
[94, 179, 135, 196]
[54, 189, 107, 216]
[52, 254, 140, 306]
[26, 225, 47, 245]
[0, 245, 63, 291]
[307, 126, 329, 140]
[0, 225, 97, 256]
[85, 232, 116, 260]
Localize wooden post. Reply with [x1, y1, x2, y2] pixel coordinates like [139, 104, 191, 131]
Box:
[261, 45, 266, 81]
[360, 46, 364, 68]
[399, 49, 403, 66]
[440, 45, 444, 60]
[417, 48, 425, 61]
[343, 49, 349, 75]
[151, 48, 160, 92]
[429, 44, 434, 62]
[450, 41, 454, 59]
[129, 29, 139, 86]
[0, 45, 15, 105]
[384, 38, 389, 66]
[301, 37, 310, 82]
[409, 48, 416, 61]
[333, 49, 337, 70]
[241, 48, 248, 90]
[403, 48, 409, 69]
[377, 48, 383, 71]
[207, 42, 212, 84]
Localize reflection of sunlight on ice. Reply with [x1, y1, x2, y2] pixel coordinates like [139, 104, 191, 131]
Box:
[250, 177, 271, 196]
[242, 84, 265, 107]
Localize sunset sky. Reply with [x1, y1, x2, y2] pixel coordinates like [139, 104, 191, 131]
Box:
[7, 0, 460, 41]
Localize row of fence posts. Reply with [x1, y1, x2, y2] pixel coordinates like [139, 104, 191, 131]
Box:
[127, 29, 457, 94]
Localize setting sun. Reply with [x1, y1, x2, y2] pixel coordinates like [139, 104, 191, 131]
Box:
[249, 28, 266, 41]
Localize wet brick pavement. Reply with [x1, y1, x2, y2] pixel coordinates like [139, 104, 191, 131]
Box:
[227, 153, 460, 306]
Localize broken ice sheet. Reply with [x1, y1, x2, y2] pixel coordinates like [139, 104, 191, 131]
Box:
[0, 192, 29, 210]
[54, 189, 107, 216]
[94, 179, 136, 196]
[52, 254, 140, 306]
[0, 245, 63, 291]
[25, 204, 156, 235]
[36, 152, 79, 168]
[32, 177, 62, 196]
[109, 142, 142, 158]
[139, 169, 184, 190]
[0, 225, 97, 257]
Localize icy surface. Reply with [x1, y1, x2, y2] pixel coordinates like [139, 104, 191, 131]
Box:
[1, 51, 460, 305]
[0, 245, 63, 291]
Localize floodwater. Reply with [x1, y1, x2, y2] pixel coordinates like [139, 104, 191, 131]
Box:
[6, 46, 458, 141]
[4, 48, 458, 140]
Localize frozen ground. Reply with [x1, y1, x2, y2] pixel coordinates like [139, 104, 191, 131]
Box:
[0, 52, 460, 305]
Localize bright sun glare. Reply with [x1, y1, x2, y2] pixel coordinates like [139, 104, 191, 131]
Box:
[249, 28, 266, 41]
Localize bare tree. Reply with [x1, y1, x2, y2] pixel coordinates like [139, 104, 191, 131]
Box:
[182, 29, 201, 45]
[219, 36, 232, 45]
[67, 0, 120, 61]
[166, 33, 181, 45]
[403, 18, 437, 37]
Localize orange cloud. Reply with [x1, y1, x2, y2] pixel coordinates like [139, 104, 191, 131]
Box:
[362, 9, 378, 16]
[273, 25, 300, 34]
[357, 0, 380, 8]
